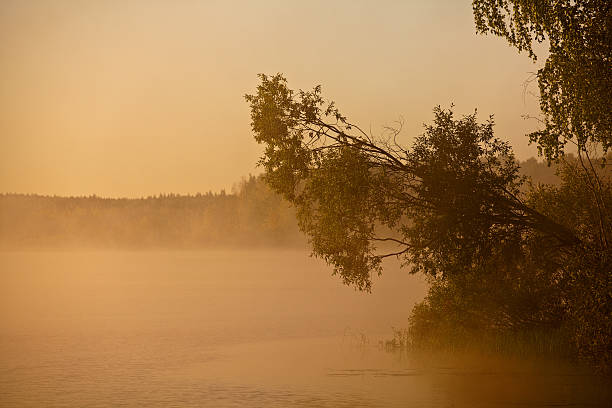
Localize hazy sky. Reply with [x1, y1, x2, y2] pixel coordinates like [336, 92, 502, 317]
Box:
[0, 0, 545, 197]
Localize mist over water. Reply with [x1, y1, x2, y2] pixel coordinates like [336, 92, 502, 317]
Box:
[1, 250, 608, 407]
[1, 0, 610, 405]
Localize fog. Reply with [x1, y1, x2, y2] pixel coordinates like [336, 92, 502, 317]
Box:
[1, 0, 610, 406]
[1, 160, 610, 406]
[2, 250, 608, 407]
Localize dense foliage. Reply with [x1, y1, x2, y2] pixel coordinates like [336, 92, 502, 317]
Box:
[469, 1, 611, 367]
[246, 74, 580, 287]
[472, 0, 612, 159]
[411, 156, 611, 367]
[246, 74, 611, 369]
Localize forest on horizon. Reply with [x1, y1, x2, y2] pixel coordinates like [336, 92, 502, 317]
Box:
[0, 158, 558, 250]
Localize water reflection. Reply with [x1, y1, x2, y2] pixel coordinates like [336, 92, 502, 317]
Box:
[0, 251, 609, 407]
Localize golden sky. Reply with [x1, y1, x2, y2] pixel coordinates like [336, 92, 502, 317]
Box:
[0, 0, 543, 197]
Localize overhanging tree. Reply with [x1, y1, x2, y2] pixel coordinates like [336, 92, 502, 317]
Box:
[245, 73, 580, 292]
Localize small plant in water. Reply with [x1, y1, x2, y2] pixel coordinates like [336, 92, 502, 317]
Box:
[379, 327, 411, 351]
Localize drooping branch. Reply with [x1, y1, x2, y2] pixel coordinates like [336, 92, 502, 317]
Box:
[246, 73, 584, 289]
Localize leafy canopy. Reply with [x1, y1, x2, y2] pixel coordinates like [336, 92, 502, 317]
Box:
[245, 74, 577, 291]
[472, 0, 612, 159]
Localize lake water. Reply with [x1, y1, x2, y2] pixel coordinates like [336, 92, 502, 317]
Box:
[0, 250, 609, 407]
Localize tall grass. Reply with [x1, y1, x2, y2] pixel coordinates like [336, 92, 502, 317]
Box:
[383, 325, 576, 361]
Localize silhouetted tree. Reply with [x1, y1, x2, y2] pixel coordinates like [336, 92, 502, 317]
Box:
[472, 0, 612, 160]
[245, 74, 579, 291]
[246, 74, 611, 368]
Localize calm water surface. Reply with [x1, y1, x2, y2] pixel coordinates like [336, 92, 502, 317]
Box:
[0, 250, 609, 407]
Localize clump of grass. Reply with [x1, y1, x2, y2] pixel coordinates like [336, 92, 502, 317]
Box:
[342, 327, 370, 347]
[379, 327, 411, 351]
[382, 324, 577, 361]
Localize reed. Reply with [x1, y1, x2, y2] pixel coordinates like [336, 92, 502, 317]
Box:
[383, 325, 576, 361]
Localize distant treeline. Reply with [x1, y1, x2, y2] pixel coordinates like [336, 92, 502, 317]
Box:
[0, 160, 557, 250]
[0, 175, 304, 249]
